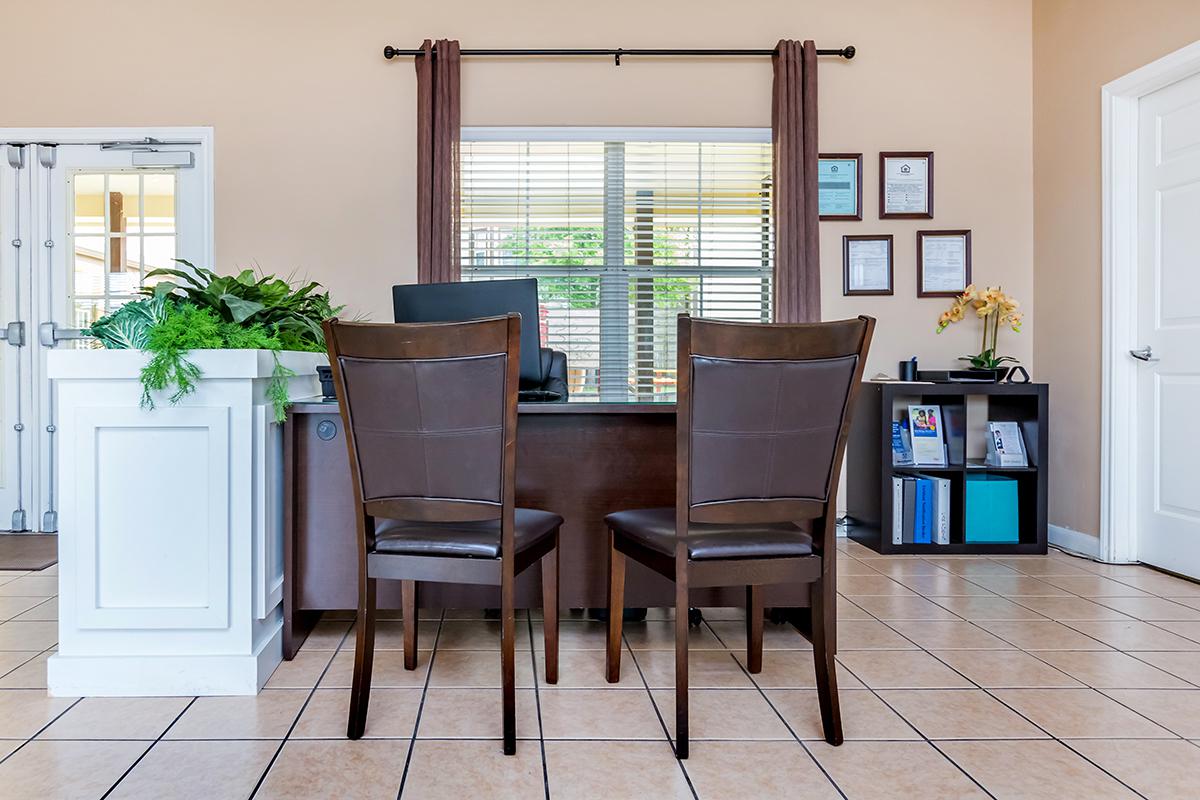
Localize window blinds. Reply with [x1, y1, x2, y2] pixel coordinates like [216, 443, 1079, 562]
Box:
[460, 134, 773, 401]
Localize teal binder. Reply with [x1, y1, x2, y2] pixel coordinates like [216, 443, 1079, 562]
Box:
[965, 474, 1019, 543]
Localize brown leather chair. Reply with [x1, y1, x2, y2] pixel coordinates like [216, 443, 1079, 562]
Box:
[323, 314, 561, 756]
[604, 314, 874, 758]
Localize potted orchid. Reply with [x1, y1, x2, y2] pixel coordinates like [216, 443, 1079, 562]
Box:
[935, 285, 1024, 378]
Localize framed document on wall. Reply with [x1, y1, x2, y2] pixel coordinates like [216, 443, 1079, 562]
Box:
[818, 153, 863, 220]
[843, 235, 893, 296]
[880, 151, 934, 219]
[917, 229, 972, 297]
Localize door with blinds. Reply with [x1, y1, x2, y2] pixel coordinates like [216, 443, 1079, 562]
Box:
[0, 131, 210, 532]
[460, 128, 773, 402]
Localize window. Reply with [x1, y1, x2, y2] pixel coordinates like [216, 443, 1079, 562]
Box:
[461, 129, 772, 401]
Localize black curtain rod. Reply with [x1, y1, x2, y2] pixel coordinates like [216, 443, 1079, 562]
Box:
[383, 45, 856, 64]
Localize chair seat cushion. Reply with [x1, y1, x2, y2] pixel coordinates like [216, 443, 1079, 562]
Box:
[605, 508, 813, 561]
[374, 508, 563, 559]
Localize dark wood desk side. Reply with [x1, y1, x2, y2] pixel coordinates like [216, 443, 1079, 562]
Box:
[283, 400, 811, 658]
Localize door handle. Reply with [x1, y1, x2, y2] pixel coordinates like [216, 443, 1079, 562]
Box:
[38, 321, 92, 347]
[1129, 346, 1159, 363]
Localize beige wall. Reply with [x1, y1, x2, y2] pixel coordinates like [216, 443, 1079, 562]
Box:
[0, 0, 1034, 381]
[1033, 0, 1200, 538]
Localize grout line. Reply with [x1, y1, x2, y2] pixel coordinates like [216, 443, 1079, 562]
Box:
[99, 697, 197, 799]
[624, 627, 699, 800]
[525, 612, 550, 800]
[0, 693, 82, 768]
[395, 609, 445, 800]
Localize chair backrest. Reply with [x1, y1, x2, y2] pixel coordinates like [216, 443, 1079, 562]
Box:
[676, 315, 875, 527]
[323, 315, 520, 524]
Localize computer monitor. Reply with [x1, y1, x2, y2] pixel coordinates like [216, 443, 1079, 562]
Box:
[391, 278, 543, 387]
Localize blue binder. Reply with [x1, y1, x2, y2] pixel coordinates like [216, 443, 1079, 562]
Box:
[913, 479, 933, 544]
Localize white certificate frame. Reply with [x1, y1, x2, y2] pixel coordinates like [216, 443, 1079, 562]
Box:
[880, 151, 934, 219]
[842, 234, 894, 296]
[917, 229, 972, 298]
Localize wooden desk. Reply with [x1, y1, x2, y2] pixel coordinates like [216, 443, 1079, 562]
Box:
[282, 399, 811, 658]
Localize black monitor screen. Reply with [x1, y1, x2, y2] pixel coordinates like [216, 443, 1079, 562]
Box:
[391, 278, 542, 386]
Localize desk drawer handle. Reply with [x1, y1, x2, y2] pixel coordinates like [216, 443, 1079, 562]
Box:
[317, 420, 339, 441]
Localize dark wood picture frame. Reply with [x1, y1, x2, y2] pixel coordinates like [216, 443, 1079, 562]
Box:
[879, 151, 934, 219]
[916, 229, 972, 298]
[842, 234, 894, 296]
[818, 153, 864, 221]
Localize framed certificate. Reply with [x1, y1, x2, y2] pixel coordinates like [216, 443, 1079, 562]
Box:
[880, 151, 934, 219]
[842, 235, 893, 296]
[917, 229, 971, 297]
[818, 153, 863, 220]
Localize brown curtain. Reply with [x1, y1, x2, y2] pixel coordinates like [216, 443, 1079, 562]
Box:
[771, 39, 820, 322]
[415, 39, 461, 283]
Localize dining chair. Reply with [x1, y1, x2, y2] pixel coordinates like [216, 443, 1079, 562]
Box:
[323, 314, 561, 755]
[604, 314, 875, 758]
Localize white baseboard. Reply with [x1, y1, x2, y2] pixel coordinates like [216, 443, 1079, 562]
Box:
[1049, 524, 1101, 559]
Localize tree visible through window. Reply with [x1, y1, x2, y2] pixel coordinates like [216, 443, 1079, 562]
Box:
[461, 134, 773, 400]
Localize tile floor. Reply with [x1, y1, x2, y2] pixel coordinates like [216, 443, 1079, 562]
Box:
[3, 543, 1200, 798]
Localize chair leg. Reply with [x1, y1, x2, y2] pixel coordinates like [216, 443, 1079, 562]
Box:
[674, 573, 689, 759]
[605, 529, 626, 683]
[402, 580, 418, 671]
[746, 584, 763, 674]
[811, 579, 843, 745]
[542, 535, 559, 685]
[501, 581, 516, 755]
[347, 576, 377, 739]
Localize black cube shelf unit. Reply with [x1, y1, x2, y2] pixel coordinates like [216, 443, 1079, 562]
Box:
[845, 381, 1049, 555]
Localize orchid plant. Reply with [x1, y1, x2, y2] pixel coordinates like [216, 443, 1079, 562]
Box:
[935, 285, 1024, 370]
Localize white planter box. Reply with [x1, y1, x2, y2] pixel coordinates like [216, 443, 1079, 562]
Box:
[46, 349, 325, 696]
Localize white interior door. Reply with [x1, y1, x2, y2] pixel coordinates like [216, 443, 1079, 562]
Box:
[1136, 75, 1200, 579]
[0, 131, 211, 532]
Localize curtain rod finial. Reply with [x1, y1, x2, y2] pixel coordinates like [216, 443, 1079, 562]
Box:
[384, 45, 398, 60]
[842, 45, 856, 59]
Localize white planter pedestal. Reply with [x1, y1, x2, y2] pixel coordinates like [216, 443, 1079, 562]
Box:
[46, 349, 325, 696]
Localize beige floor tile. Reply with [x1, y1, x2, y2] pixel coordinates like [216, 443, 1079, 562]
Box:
[264, 649, 335, 689]
[0, 621, 57, 651]
[535, 647, 643, 688]
[0, 739, 148, 800]
[0, 576, 58, 597]
[433, 619, 532, 650]
[709, 619, 812, 649]
[975, 619, 1112, 650]
[352, 619, 442, 650]
[807, 740, 988, 798]
[1153, 620, 1200, 644]
[39, 696, 190, 740]
[895, 573, 996, 596]
[993, 557, 1094, 577]
[165, 689, 307, 739]
[864, 558, 951, 577]
[319, 649, 433, 688]
[298, 618, 352, 650]
[884, 620, 1013, 650]
[539, 687, 664, 739]
[838, 619, 920, 650]
[624, 620, 724, 650]
[847, 594, 959, 620]
[545, 740, 691, 800]
[0, 651, 49, 689]
[837, 650, 974, 689]
[683, 740, 841, 799]
[732, 650, 866, 689]
[695, 606, 744, 621]
[107, 739, 278, 800]
[930, 595, 1046, 620]
[967, 574, 1071, 596]
[1111, 573, 1200, 598]
[0, 650, 37, 676]
[838, 557, 885, 576]
[879, 689, 1047, 739]
[11, 598, 56, 622]
[1031, 650, 1191, 689]
[255, 739, 408, 800]
[653, 688, 791, 740]
[415, 688, 538, 739]
[1102, 689, 1200, 737]
[402, 739, 545, 797]
[938, 739, 1138, 798]
[1066, 739, 1200, 800]
[991, 688, 1174, 738]
[929, 649, 1083, 688]
[924, 558, 1020, 577]
[838, 574, 917, 596]
[292, 688, 420, 738]
[767, 688, 920, 740]
[1093, 596, 1200, 621]
[0, 690, 77, 738]
[1045, 575, 1154, 597]
[427, 649, 536, 688]
[0, 597, 45, 622]
[1172, 596, 1200, 611]
[1013, 595, 1133, 621]
[836, 596, 874, 619]
[1127, 651, 1200, 685]
[636, 649, 754, 688]
[533, 619, 609, 650]
[1062, 620, 1200, 651]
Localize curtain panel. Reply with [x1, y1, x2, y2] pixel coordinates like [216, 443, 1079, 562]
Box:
[771, 39, 820, 322]
[415, 39, 462, 283]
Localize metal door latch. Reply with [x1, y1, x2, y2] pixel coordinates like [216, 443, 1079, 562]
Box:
[1129, 346, 1159, 363]
[39, 322, 91, 346]
[0, 321, 24, 346]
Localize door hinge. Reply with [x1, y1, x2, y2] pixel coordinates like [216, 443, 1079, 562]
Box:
[39, 322, 90, 347]
[0, 321, 25, 347]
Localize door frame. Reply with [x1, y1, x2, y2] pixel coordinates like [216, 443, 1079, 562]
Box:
[1100, 40, 1200, 563]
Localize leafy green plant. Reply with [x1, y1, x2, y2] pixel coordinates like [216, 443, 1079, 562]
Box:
[87, 261, 340, 423]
